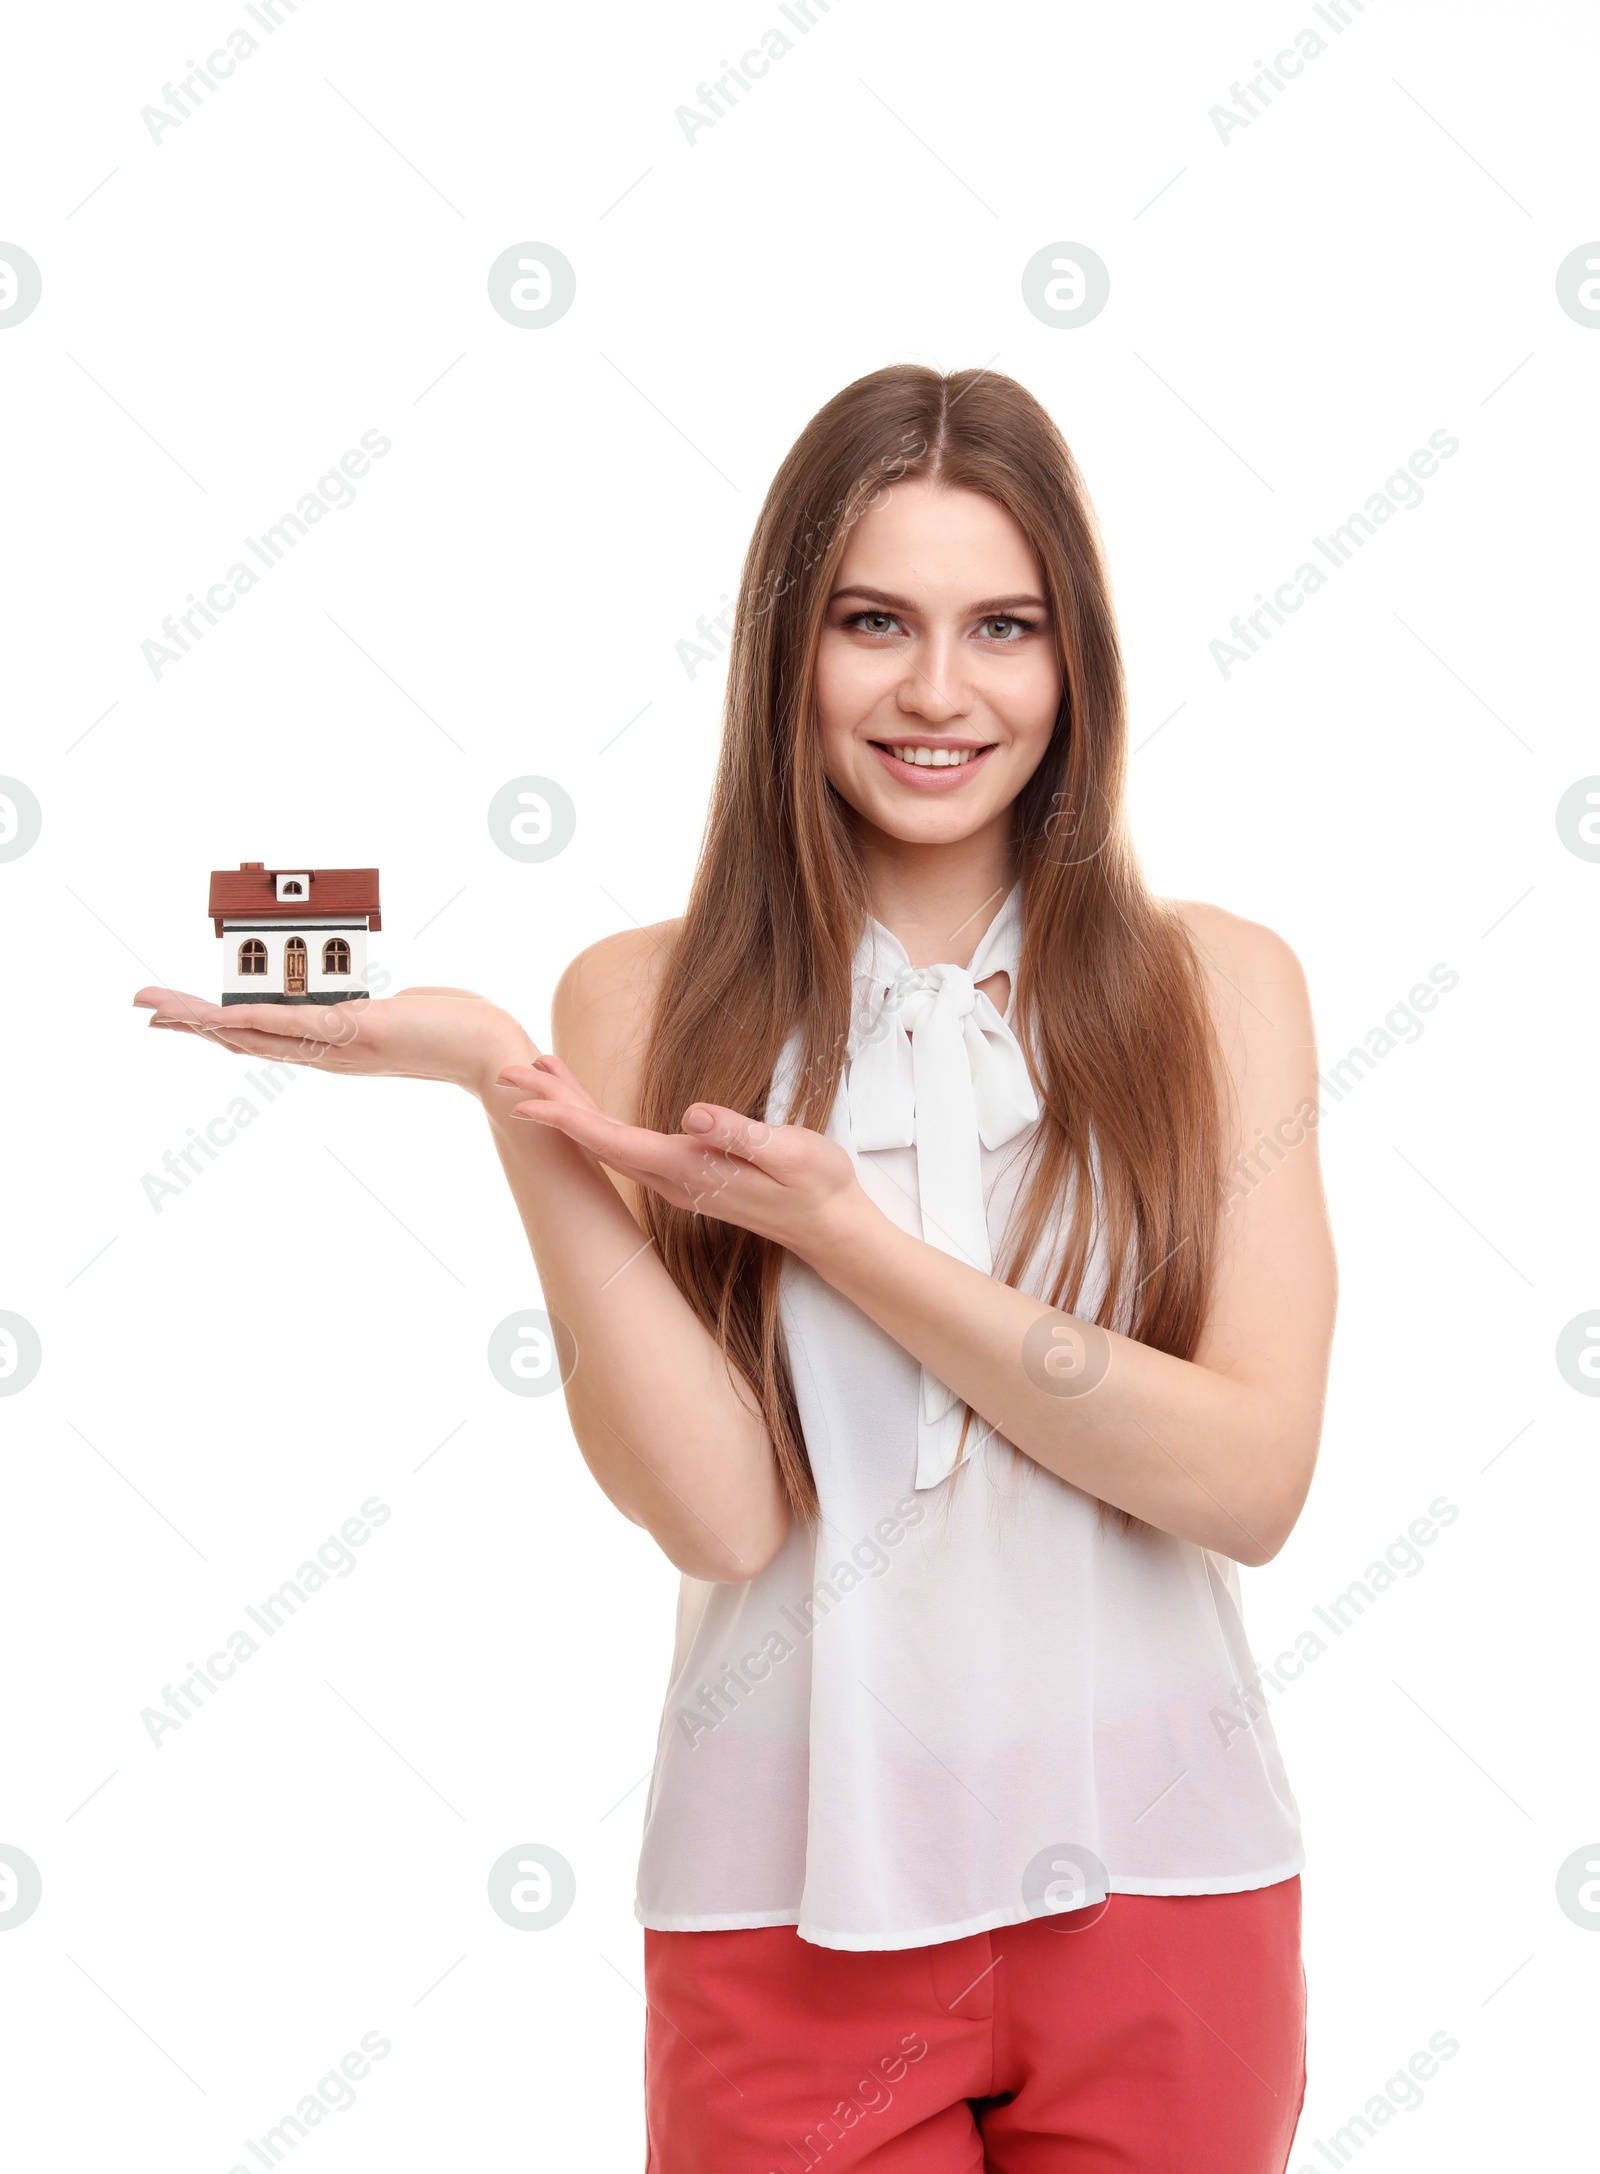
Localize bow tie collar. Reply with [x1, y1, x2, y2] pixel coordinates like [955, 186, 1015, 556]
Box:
[845, 884, 1039, 1488]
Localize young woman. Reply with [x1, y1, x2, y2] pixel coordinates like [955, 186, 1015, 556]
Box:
[136, 365, 1337, 2171]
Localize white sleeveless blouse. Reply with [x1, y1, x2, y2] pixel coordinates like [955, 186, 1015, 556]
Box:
[634, 882, 1304, 1951]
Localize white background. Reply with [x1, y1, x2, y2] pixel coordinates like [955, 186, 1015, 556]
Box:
[2, 1, 1596, 2166]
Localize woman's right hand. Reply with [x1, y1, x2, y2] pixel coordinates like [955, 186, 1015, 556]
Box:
[130, 985, 536, 1098]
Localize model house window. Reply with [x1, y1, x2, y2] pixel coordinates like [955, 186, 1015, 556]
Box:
[323, 938, 351, 974]
[239, 939, 268, 975]
[282, 880, 304, 896]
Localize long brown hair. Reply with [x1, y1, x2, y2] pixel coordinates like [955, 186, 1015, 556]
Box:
[636, 364, 1231, 1534]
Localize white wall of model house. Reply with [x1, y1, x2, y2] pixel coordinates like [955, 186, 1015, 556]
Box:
[219, 920, 370, 1000]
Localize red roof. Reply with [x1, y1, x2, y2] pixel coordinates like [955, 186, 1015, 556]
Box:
[209, 863, 382, 935]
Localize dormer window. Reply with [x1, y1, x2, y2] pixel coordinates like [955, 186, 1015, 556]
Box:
[275, 871, 310, 901]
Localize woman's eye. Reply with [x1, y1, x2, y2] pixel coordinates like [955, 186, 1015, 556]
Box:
[840, 609, 1036, 639]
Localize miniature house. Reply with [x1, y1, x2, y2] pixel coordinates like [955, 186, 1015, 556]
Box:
[209, 863, 381, 1004]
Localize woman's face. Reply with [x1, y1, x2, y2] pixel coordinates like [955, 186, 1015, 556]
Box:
[814, 479, 1062, 850]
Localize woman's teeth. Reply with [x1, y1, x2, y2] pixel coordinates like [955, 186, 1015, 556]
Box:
[883, 744, 985, 767]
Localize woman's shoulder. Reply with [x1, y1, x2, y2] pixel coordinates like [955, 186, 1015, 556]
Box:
[1165, 897, 1309, 994]
[1163, 897, 1317, 1072]
[549, 917, 683, 1124]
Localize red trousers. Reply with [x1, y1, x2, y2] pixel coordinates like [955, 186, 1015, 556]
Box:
[644, 1877, 1306, 2172]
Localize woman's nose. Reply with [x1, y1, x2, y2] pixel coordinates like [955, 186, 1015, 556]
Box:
[894, 631, 971, 720]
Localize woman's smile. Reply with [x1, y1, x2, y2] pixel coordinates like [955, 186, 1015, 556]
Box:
[867, 738, 1000, 789]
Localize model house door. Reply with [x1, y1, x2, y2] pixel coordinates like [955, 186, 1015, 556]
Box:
[284, 937, 308, 994]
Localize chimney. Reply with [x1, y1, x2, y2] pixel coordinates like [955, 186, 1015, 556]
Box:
[240, 861, 264, 870]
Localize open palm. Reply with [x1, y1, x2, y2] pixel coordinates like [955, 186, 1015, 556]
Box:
[131, 984, 528, 1094]
[497, 1052, 860, 1254]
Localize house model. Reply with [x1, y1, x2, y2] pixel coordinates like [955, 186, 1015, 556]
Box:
[209, 863, 381, 1005]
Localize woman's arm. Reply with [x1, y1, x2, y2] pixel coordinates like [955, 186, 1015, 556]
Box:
[132, 957, 792, 1584]
[478, 929, 791, 1582]
[790, 906, 1337, 1563]
[510, 906, 1336, 1566]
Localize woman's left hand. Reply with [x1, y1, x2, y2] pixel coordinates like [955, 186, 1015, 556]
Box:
[496, 1053, 864, 1259]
